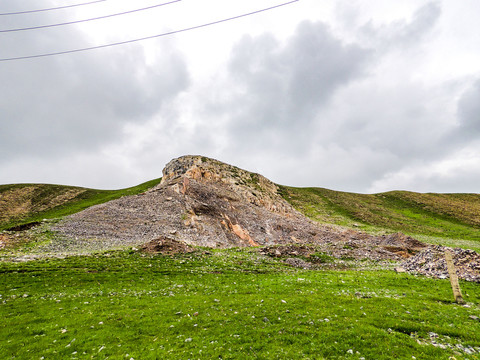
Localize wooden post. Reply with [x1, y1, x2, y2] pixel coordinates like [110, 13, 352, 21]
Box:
[445, 250, 465, 304]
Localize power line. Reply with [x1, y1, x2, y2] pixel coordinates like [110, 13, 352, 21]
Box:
[0, 1, 182, 33]
[0, 0, 299, 62]
[0, 1, 107, 16]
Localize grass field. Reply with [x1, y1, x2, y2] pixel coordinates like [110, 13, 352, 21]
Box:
[1, 248, 479, 359]
[279, 186, 480, 243]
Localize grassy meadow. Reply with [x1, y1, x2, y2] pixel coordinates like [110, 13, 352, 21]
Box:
[279, 186, 480, 251]
[1, 248, 480, 359]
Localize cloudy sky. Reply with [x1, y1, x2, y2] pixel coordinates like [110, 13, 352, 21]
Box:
[1, 0, 479, 193]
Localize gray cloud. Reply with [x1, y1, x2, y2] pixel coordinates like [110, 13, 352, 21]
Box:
[359, 1, 441, 50]
[0, 8, 190, 161]
[190, 4, 475, 193]
[217, 20, 372, 153]
[457, 79, 480, 136]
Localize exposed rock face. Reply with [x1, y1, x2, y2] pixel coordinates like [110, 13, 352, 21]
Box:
[160, 155, 295, 216]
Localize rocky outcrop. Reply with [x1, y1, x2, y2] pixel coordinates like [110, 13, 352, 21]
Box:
[160, 155, 296, 216]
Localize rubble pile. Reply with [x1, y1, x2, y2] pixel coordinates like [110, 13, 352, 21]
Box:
[400, 245, 480, 282]
[141, 236, 194, 255]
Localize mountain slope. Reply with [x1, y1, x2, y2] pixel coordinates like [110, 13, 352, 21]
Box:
[279, 186, 480, 241]
[0, 178, 162, 231]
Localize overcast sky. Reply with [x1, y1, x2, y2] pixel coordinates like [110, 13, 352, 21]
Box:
[1, 0, 479, 193]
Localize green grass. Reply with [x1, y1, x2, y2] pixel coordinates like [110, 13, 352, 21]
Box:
[1, 248, 479, 359]
[279, 186, 480, 243]
[0, 178, 161, 231]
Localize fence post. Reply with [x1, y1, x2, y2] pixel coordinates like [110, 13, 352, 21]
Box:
[445, 250, 465, 305]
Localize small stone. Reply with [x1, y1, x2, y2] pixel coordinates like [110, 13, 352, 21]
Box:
[347, 349, 353, 354]
[185, 338, 192, 342]
[469, 315, 479, 321]
[281, 300, 287, 304]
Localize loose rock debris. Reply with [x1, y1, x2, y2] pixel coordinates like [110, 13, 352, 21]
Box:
[399, 245, 480, 283]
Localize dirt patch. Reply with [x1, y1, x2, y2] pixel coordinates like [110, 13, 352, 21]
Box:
[6, 222, 42, 232]
[141, 237, 194, 255]
[0, 187, 36, 223]
[0, 232, 31, 250]
[379, 232, 428, 258]
[0, 185, 85, 225]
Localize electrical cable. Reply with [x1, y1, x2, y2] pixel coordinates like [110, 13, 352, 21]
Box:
[0, 1, 107, 16]
[0, 0, 299, 62]
[0, 0, 182, 33]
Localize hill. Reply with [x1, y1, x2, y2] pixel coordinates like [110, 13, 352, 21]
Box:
[0, 178, 162, 231]
[279, 186, 480, 242]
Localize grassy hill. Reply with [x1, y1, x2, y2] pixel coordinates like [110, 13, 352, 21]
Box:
[0, 178, 162, 231]
[279, 186, 480, 242]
